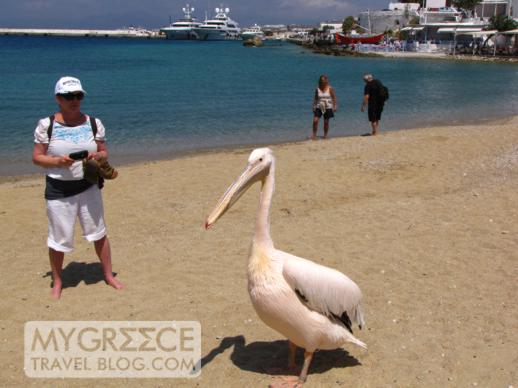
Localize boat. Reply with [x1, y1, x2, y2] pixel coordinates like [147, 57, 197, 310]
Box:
[160, 4, 201, 40]
[241, 24, 265, 41]
[243, 36, 264, 47]
[193, 7, 241, 40]
[335, 31, 384, 45]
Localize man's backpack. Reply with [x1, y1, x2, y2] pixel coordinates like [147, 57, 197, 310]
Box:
[377, 81, 389, 103]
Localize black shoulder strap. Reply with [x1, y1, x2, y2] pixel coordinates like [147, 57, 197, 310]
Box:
[47, 115, 55, 141]
[89, 116, 98, 138]
[47, 115, 97, 140]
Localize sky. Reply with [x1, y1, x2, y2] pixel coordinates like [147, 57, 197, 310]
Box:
[0, 0, 388, 29]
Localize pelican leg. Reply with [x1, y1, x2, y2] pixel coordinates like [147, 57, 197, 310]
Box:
[267, 341, 302, 388]
[288, 341, 297, 368]
[298, 351, 314, 383]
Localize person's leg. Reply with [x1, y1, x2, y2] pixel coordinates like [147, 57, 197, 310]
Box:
[94, 236, 123, 289]
[323, 119, 330, 139]
[371, 120, 379, 135]
[49, 248, 64, 299]
[312, 116, 319, 140]
[46, 197, 76, 299]
[79, 186, 123, 289]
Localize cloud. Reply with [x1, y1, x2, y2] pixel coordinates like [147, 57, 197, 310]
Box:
[280, 0, 353, 12]
[0, 0, 387, 28]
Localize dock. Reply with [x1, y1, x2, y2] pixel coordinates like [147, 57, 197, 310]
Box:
[0, 28, 164, 39]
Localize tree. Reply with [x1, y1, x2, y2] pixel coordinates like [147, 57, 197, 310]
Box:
[342, 16, 355, 34]
[488, 15, 518, 31]
[409, 16, 420, 26]
[452, 0, 482, 16]
[322, 25, 332, 32]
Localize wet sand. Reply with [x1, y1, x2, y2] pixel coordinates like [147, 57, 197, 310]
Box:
[1, 117, 517, 387]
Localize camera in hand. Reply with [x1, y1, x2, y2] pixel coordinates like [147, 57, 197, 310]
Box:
[69, 150, 88, 160]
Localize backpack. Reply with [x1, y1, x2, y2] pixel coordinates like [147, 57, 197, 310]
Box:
[47, 114, 98, 140]
[378, 81, 389, 103]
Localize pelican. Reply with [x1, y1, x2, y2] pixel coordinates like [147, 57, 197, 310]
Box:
[205, 148, 366, 385]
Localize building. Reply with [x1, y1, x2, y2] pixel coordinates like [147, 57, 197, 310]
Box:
[414, 0, 514, 41]
[319, 21, 343, 32]
[358, 3, 420, 34]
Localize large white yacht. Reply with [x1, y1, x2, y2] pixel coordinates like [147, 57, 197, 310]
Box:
[160, 4, 201, 40]
[193, 7, 241, 40]
[241, 24, 265, 41]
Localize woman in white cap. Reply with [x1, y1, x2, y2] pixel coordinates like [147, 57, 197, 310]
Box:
[32, 76, 123, 299]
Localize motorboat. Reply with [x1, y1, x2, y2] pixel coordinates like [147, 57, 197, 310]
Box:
[193, 7, 241, 40]
[335, 31, 385, 45]
[160, 4, 201, 40]
[241, 24, 265, 41]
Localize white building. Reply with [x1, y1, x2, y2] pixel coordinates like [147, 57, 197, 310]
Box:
[358, 5, 420, 34]
[319, 21, 343, 31]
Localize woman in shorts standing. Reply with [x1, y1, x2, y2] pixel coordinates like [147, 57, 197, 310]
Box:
[311, 74, 337, 140]
[32, 76, 123, 299]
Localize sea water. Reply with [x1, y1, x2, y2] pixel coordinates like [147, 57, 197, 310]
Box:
[1, 35, 517, 176]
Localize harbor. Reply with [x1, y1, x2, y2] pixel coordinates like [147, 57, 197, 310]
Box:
[0, 27, 163, 39]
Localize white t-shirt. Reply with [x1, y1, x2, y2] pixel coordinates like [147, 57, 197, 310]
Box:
[34, 116, 106, 181]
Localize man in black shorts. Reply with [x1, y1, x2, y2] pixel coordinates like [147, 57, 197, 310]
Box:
[361, 73, 384, 136]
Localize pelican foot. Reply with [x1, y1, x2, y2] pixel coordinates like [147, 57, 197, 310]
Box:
[268, 375, 304, 388]
[262, 364, 299, 376]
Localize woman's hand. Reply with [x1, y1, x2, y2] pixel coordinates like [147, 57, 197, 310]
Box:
[55, 156, 74, 167]
[88, 151, 106, 161]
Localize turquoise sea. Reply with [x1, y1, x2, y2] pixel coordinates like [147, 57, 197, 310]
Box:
[1, 35, 518, 176]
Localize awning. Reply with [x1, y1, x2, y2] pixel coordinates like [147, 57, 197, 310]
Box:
[400, 26, 424, 31]
[470, 30, 498, 36]
[437, 27, 483, 34]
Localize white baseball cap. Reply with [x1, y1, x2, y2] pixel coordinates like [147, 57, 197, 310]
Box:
[54, 76, 86, 95]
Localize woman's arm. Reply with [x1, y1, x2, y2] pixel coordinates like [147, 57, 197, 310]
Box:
[330, 87, 337, 111]
[32, 143, 74, 168]
[313, 89, 318, 110]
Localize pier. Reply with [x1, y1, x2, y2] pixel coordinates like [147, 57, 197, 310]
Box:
[0, 28, 164, 39]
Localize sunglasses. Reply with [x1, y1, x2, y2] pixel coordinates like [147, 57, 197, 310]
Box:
[58, 93, 84, 101]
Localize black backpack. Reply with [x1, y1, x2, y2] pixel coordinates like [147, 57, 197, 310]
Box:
[377, 81, 389, 103]
[47, 114, 98, 139]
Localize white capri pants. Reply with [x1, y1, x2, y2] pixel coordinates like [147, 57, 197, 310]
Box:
[46, 185, 107, 252]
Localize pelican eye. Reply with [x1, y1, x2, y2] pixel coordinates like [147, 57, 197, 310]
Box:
[259, 158, 263, 162]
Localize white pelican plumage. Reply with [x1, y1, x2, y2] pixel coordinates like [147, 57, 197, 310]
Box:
[205, 148, 366, 385]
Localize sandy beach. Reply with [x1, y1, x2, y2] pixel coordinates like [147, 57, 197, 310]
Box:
[1, 118, 518, 387]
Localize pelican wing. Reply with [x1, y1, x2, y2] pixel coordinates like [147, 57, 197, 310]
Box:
[281, 252, 365, 331]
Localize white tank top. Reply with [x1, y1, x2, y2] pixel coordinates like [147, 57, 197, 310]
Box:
[316, 87, 333, 111]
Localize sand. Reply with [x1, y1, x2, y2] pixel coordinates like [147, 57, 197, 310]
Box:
[1, 117, 517, 387]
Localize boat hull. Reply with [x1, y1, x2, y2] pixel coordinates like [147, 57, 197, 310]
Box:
[241, 32, 265, 41]
[335, 32, 384, 44]
[161, 29, 198, 40]
[194, 28, 240, 40]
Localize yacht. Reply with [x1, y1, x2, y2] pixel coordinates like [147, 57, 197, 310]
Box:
[193, 7, 241, 40]
[241, 24, 265, 41]
[160, 4, 201, 40]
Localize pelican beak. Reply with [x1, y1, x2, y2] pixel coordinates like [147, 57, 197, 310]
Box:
[205, 162, 266, 229]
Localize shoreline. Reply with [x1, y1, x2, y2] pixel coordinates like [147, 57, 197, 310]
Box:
[302, 42, 518, 63]
[4, 113, 517, 184]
